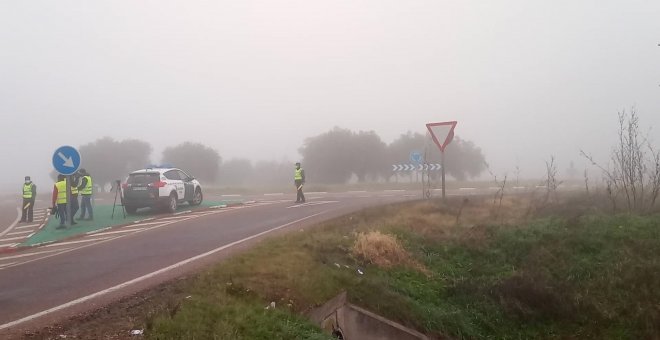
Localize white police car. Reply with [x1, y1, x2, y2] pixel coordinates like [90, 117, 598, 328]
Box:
[122, 167, 203, 214]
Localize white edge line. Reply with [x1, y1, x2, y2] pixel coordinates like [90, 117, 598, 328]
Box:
[263, 193, 284, 196]
[132, 217, 156, 224]
[85, 227, 112, 235]
[173, 210, 192, 216]
[0, 207, 21, 238]
[0, 262, 18, 269]
[0, 210, 327, 330]
[210, 205, 227, 209]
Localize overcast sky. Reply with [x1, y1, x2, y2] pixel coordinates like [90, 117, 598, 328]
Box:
[1, 0, 659, 191]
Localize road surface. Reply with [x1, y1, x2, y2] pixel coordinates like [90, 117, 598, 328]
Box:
[0, 190, 422, 336]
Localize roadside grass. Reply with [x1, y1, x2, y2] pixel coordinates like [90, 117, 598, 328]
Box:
[144, 195, 660, 339]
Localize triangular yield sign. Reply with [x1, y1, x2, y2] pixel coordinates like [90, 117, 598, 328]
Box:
[426, 121, 457, 152]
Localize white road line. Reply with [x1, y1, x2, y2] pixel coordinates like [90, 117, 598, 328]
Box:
[286, 201, 338, 209]
[6, 230, 33, 236]
[0, 207, 21, 238]
[536, 185, 547, 188]
[264, 193, 284, 196]
[513, 186, 526, 189]
[0, 243, 18, 248]
[384, 189, 405, 192]
[130, 221, 167, 227]
[0, 262, 18, 269]
[0, 211, 327, 330]
[306, 191, 327, 194]
[43, 237, 113, 248]
[173, 210, 192, 216]
[459, 187, 476, 190]
[14, 223, 41, 230]
[404, 194, 418, 197]
[0, 248, 73, 261]
[157, 216, 191, 221]
[91, 228, 147, 236]
[0, 235, 29, 242]
[221, 194, 242, 197]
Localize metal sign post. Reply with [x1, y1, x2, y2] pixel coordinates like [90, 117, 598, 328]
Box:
[52, 145, 82, 227]
[426, 121, 457, 201]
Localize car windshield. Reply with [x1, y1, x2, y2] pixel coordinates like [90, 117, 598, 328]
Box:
[127, 173, 160, 184]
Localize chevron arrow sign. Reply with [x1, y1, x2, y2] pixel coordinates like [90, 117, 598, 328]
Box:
[391, 164, 441, 171]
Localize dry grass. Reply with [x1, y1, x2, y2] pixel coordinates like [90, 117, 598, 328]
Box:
[351, 231, 429, 275]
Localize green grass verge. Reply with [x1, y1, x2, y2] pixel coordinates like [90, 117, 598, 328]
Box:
[143, 198, 660, 339]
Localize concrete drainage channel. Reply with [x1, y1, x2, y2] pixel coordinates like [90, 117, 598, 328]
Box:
[308, 292, 429, 340]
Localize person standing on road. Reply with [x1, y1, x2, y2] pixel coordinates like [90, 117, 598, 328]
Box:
[20, 176, 36, 223]
[52, 174, 69, 229]
[77, 169, 94, 220]
[294, 162, 306, 203]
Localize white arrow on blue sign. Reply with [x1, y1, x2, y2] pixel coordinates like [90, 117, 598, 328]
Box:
[52, 145, 81, 175]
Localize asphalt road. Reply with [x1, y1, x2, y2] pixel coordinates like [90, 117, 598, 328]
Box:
[0, 190, 420, 336]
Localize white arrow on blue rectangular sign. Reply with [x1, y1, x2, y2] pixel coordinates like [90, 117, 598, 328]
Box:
[52, 145, 81, 175]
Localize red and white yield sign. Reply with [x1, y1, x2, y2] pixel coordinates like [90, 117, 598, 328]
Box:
[426, 121, 457, 152]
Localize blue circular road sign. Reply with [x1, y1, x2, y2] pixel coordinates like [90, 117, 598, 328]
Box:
[52, 145, 81, 175]
[410, 150, 423, 164]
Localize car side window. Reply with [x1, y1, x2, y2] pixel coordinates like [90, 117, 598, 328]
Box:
[178, 170, 190, 181]
[164, 170, 181, 180]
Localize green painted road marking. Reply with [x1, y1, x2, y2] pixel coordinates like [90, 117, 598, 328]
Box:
[21, 200, 241, 247]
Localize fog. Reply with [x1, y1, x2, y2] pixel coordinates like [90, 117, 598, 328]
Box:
[1, 1, 659, 192]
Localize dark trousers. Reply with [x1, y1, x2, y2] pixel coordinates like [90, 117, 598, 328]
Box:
[295, 180, 305, 202]
[57, 203, 67, 226]
[70, 194, 79, 219]
[21, 198, 34, 222]
[80, 195, 93, 219]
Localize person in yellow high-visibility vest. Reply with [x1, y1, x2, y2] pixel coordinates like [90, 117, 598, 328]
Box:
[20, 176, 37, 223]
[51, 174, 68, 229]
[77, 169, 94, 220]
[294, 162, 306, 203]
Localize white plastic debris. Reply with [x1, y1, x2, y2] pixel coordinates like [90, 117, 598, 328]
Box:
[270, 301, 276, 309]
[59, 335, 67, 339]
[357, 269, 364, 275]
[334, 263, 341, 268]
[186, 295, 192, 299]
[130, 329, 144, 335]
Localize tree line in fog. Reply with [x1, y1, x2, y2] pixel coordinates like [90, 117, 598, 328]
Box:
[62, 128, 486, 188]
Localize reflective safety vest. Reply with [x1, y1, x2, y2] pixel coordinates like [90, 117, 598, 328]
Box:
[23, 184, 33, 199]
[55, 180, 67, 204]
[294, 168, 303, 181]
[81, 175, 93, 195]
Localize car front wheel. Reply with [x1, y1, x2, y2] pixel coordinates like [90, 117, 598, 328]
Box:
[190, 188, 203, 206]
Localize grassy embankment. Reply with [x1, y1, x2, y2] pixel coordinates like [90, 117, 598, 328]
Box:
[139, 194, 659, 339]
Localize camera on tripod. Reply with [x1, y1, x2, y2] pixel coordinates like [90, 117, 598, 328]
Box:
[112, 179, 126, 219]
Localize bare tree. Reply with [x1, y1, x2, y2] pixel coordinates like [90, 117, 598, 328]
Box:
[580, 107, 659, 213]
[543, 155, 561, 205]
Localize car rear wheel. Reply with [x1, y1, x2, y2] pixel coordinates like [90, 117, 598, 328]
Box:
[166, 193, 177, 213]
[189, 188, 203, 206]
